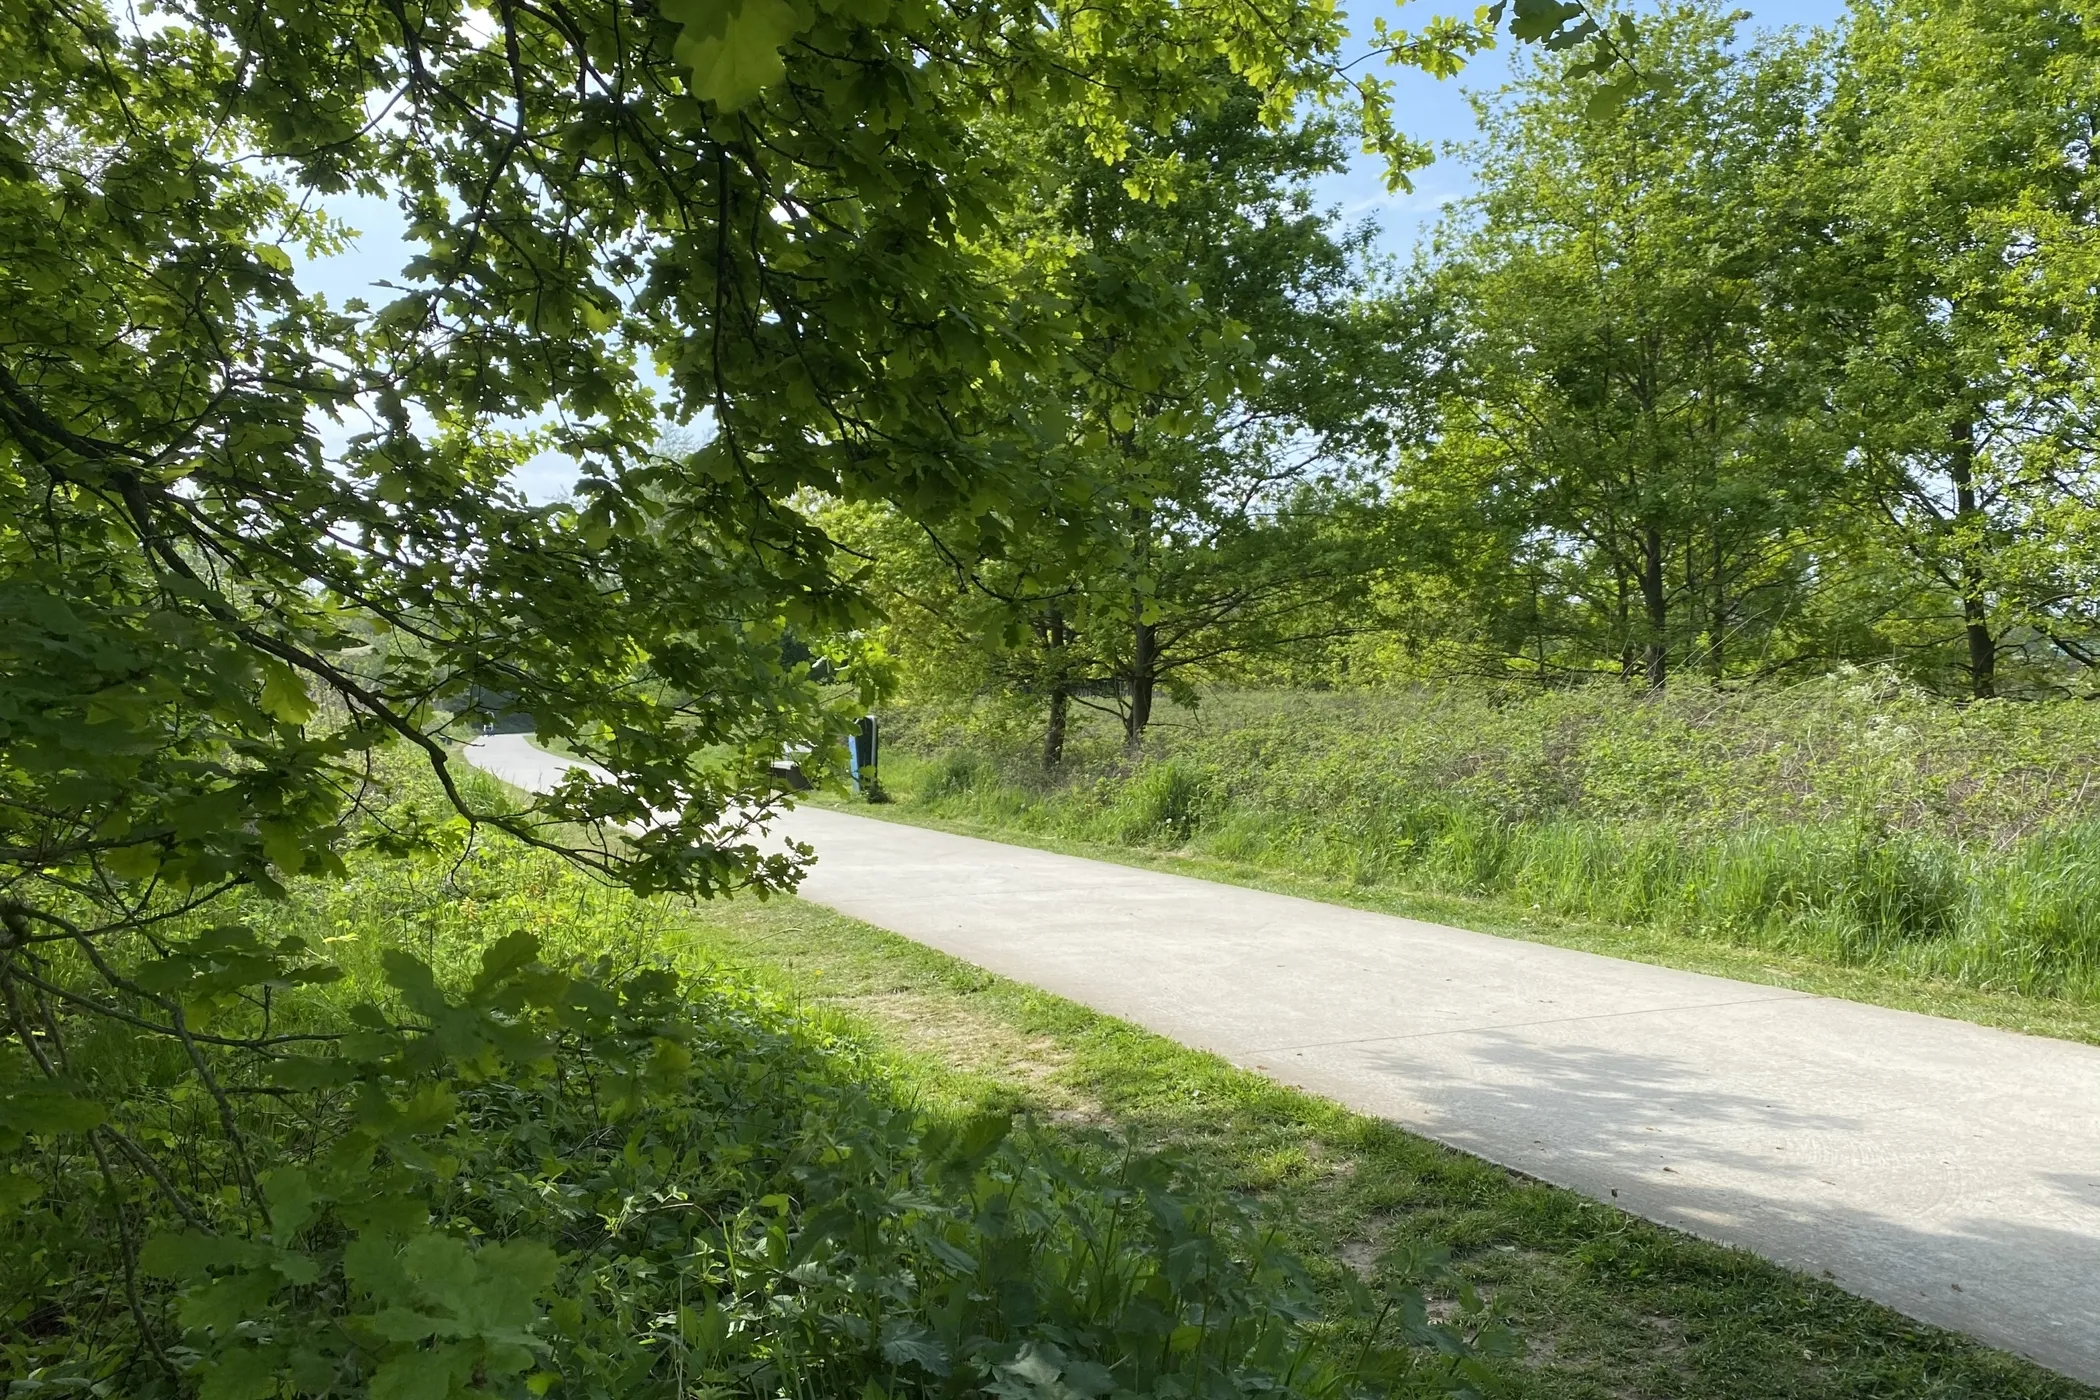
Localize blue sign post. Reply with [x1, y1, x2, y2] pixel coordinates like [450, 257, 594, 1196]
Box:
[849, 715, 880, 800]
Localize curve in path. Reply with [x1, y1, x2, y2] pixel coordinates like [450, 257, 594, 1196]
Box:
[463, 733, 2100, 1383]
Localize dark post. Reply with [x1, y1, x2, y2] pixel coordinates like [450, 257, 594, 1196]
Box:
[854, 714, 883, 802]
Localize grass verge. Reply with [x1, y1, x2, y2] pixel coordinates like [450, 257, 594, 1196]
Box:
[806, 788, 2100, 1047]
[674, 892, 2093, 1400]
[866, 684, 2100, 1004]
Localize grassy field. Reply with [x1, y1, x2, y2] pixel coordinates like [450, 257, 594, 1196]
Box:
[675, 892, 2092, 1400]
[854, 680, 2100, 1033]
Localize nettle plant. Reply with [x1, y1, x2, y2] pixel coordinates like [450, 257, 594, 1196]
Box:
[0, 0, 1611, 1393]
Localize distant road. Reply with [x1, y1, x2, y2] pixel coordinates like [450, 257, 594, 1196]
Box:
[463, 731, 2100, 1384]
[465, 729, 616, 791]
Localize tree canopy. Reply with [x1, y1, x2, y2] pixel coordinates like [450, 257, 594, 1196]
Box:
[0, 0, 1593, 918]
[17, 0, 2100, 1389]
[1360, 0, 2100, 697]
[0, 0, 1621, 1393]
[849, 0, 2100, 765]
[839, 80, 1402, 758]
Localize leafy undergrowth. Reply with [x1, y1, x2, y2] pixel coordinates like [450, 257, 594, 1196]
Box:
[3, 828, 1502, 1400]
[873, 678, 2100, 1007]
[682, 896, 2096, 1400]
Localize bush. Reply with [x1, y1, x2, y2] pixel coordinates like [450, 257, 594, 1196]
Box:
[1110, 764, 1209, 845]
[2, 827, 1502, 1400]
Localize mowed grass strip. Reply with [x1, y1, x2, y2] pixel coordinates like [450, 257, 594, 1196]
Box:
[676, 894, 2093, 1400]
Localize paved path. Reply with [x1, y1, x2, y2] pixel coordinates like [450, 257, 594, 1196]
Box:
[463, 734, 2100, 1383]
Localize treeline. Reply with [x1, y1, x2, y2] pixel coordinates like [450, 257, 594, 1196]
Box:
[848, 0, 2100, 748]
[1390, 0, 2100, 697]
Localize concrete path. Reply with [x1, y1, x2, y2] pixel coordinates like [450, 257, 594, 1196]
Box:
[462, 734, 2100, 1383]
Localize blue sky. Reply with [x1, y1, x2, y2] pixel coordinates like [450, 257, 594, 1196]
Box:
[297, 0, 1852, 500]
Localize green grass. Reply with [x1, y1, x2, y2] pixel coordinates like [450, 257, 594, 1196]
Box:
[849, 679, 2100, 1026]
[808, 787, 2100, 1046]
[458, 718, 2100, 1392]
[671, 892, 2094, 1400]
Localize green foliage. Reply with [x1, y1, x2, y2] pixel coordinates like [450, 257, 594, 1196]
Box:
[1818, 0, 2100, 699]
[1109, 765, 1211, 846]
[878, 679, 2100, 996]
[1369, 0, 2100, 699]
[665, 0, 805, 110]
[0, 1, 1620, 1392]
[0, 0, 1579, 963]
[0, 0, 1642, 1391]
[3, 826, 1506, 1398]
[1387, 3, 1840, 689]
[833, 80, 1404, 755]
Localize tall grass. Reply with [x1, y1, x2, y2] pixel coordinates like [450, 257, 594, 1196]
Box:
[879, 675, 2100, 998]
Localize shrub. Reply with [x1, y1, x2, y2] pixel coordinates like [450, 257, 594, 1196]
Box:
[2, 829, 1503, 1399]
[1110, 763, 1209, 845]
[922, 750, 996, 800]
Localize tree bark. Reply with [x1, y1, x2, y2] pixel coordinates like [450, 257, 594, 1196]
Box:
[1640, 524, 1668, 691]
[1614, 563, 1639, 682]
[1708, 533, 1726, 682]
[1042, 606, 1070, 768]
[1043, 688, 1069, 768]
[1123, 500, 1157, 751]
[1948, 418, 1996, 700]
[1125, 618, 1157, 750]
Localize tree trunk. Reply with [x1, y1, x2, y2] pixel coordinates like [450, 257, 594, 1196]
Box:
[1123, 501, 1157, 751]
[1041, 607, 1071, 768]
[1043, 688, 1069, 768]
[1949, 418, 1996, 700]
[1125, 618, 1157, 750]
[1615, 564, 1639, 682]
[1535, 583, 1549, 682]
[1708, 534, 1726, 682]
[1640, 524, 1668, 691]
[1702, 346, 1725, 683]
